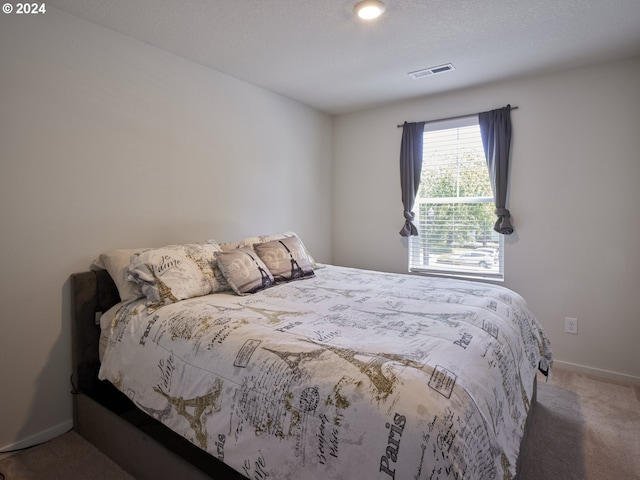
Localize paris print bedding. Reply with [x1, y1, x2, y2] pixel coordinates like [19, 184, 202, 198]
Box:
[99, 264, 552, 480]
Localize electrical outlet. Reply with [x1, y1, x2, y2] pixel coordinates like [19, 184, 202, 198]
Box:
[565, 317, 578, 334]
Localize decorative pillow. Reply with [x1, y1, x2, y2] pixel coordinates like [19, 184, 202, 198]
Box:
[215, 247, 275, 295]
[91, 248, 150, 302]
[220, 231, 317, 268]
[254, 236, 315, 283]
[127, 242, 225, 311]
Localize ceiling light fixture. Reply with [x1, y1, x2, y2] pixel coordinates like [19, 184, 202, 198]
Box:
[354, 0, 386, 20]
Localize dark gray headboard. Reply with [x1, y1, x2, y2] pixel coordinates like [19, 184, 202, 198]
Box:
[71, 269, 120, 394]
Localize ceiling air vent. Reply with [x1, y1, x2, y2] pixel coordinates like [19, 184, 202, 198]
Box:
[408, 63, 455, 79]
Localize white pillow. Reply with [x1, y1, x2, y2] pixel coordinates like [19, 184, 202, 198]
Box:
[92, 248, 149, 302]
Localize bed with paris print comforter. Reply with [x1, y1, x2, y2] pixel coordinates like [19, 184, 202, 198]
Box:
[96, 263, 552, 480]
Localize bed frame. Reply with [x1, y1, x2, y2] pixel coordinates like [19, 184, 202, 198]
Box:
[70, 268, 536, 479]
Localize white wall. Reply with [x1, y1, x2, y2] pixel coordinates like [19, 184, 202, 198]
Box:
[0, 8, 332, 451]
[333, 56, 640, 383]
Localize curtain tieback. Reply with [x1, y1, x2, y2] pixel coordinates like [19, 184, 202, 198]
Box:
[494, 208, 513, 235]
[400, 211, 418, 237]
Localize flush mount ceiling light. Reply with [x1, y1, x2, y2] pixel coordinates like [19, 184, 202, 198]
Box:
[354, 0, 386, 20]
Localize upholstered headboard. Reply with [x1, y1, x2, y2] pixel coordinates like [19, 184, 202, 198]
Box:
[70, 269, 120, 394]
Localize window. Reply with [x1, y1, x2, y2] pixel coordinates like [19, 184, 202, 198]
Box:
[408, 118, 504, 281]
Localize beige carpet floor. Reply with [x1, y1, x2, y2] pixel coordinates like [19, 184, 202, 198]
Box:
[518, 368, 640, 480]
[1, 366, 639, 480]
[0, 428, 135, 480]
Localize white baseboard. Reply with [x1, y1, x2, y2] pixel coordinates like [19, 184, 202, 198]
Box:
[0, 419, 73, 460]
[553, 360, 640, 385]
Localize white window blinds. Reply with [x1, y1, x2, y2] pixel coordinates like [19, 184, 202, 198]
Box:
[408, 120, 504, 281]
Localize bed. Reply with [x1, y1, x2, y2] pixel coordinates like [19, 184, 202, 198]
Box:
[71, 232, 552, 480]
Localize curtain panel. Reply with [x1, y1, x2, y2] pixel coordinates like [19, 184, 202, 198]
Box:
[399, 121, 426, 237]
[478, 105, 514, 235]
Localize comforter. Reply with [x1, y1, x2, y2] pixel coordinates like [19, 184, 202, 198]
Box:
[99, 265, 552, 480]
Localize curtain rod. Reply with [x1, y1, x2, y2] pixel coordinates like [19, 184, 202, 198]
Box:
[396, 106, 518, 128]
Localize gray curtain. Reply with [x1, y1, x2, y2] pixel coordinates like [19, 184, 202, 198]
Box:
[479, 105, 514, 235]
[399, 121, 426, 236]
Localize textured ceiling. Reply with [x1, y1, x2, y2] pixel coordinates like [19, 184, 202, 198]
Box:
[48, 0, 640, 115]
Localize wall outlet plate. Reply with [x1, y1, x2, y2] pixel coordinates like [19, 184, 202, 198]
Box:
[565, 317, 578, 334]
